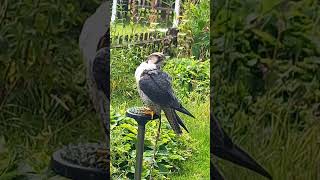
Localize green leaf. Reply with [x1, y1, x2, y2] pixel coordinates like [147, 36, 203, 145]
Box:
[251, 29, 278, 46]
[261, 0, 282, 14]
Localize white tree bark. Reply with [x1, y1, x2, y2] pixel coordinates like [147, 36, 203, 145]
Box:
[172, 0, 180, 28]
[111, 0, 117, 23]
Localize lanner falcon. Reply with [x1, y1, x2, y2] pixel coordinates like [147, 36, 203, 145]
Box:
[135, 52, 194, 134]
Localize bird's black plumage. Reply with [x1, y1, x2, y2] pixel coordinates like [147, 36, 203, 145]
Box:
[211, 114, 272, 179]
[138, 68, 194, 134]
[93, 46, 109, 99]
[139, 69, 194, 118]
[212, 164, 224, 180]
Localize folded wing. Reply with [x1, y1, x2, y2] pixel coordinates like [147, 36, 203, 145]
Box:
[139, 70, 194, 134]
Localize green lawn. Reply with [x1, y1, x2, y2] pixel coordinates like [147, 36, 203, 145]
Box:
[169, 98, 210, 180]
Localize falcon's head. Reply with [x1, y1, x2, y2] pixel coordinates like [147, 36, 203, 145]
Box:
[146, 52, 166, 67]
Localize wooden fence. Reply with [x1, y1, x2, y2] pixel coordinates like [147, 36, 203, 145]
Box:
[111, 31, 165, 48]
[116, 3, 175, 26]
[110, 28, 182, 56]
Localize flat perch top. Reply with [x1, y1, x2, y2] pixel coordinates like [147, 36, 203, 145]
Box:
[126, 107, 159, 125]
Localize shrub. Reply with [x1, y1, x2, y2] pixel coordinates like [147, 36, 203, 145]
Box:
[164, 57, 210, 101]
[179, 0, 210, 60]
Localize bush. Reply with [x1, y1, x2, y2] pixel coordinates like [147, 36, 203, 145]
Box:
[179, 0, 210, 59]
[164, 57, 210, 101]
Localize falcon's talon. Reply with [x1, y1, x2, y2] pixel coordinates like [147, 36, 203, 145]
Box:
[142, 107, 155, 119]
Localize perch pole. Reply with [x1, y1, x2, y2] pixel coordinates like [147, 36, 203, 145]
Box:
[126, 107, 159, 180]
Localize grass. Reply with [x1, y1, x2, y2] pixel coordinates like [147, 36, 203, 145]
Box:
[0, 2, 104, 177]
[111, 23, 146, 36]
[169, 97, 210, 180]
[0, 0, 210, 179]
[213, 90, 320, 179]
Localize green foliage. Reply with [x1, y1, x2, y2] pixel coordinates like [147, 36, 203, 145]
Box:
[110, 52, 209, 179]
[164, 58, 210, 100]
[0, 0, 105, 178]
[110, 48, 145, 104]
[110, 8, 211, 177]
[110, 107, 194, 179]
[212, 0, 320, 179]
[111, 47, 210, 104]
[179, 0, 210, 59]
[110, 38, 209, 179]
[111, 23, 147, 36]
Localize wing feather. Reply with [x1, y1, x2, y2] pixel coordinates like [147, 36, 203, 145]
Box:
[139, 70, 178, 107]
[139, 69, 195, 117]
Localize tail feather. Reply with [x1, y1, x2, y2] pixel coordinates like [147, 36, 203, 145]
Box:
[215, 144, 272, 179]
[212, 164, 224, 180]
[163, 108, 183, 134]
[173, 111, 189, 133]
[175, 105, 195, 118]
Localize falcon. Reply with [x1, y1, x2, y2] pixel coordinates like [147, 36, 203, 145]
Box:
[135, 52, 194, 134]
[211, 114, 272, 179]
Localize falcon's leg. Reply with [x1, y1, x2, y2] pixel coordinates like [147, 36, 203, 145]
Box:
[155, 114, 162, 143]
[142, 107, 155, 119]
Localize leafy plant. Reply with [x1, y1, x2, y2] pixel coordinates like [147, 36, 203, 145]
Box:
[164, 57, 210, 100]
[179, 0, 210, 60]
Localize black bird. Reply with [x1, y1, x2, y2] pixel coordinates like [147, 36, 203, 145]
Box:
[211, 114, 272, 179]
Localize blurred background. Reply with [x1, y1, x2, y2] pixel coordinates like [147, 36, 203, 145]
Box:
[0, 1, 104, 179]
[212, 0, 320, 179]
